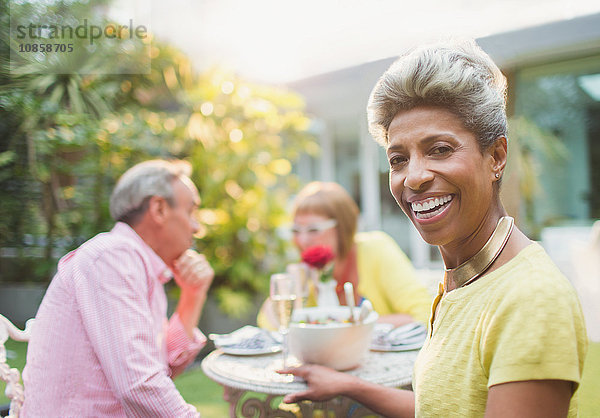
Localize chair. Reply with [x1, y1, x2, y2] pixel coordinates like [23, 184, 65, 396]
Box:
[0, 315, 34, 418]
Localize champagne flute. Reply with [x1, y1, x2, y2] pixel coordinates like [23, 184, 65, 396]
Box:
[270, 272, 297, 369]
[286, 263, 309, 309]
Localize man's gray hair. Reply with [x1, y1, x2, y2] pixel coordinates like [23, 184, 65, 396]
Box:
[367, 39, 507, 150]
[109, 159, 192, 225]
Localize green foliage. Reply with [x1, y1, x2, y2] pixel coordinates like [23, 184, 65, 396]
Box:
[0, 340, 28, 406]
[0, 0, 316, 315]
[182, 71, 314, 312]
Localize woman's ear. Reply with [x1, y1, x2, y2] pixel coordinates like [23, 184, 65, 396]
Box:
[488, 136, 508, 181]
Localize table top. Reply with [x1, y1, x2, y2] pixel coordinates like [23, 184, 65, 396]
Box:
[201, 348, 419, 395]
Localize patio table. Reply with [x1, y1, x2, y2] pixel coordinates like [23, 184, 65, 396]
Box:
[201, 348, 418, 417]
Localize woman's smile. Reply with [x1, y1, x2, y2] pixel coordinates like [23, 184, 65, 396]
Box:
[409, 194, 454, 221]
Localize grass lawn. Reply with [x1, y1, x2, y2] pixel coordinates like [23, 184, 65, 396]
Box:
[579, 342, 600, 417]
[174, 364, 229, 417]
[2, 341, 600, 417]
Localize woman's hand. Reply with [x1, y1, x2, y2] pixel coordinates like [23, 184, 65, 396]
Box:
[278, 364, 358, 403]
[279, 364, 416, 418]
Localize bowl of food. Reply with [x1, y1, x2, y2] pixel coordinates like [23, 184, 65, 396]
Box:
[287, 306, 379, 370]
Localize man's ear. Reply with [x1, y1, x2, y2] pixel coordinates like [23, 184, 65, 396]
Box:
[146, 196, 169, 225]
[488, 136, 508, 181]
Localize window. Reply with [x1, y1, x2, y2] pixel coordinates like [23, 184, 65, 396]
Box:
[514, 55, 600, 226]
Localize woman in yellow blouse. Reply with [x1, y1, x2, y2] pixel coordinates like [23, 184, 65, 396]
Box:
[258, 181, 431, 329]
[281, 39, 587, 417]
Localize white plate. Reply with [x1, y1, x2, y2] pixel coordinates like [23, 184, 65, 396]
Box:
[218, 344, 282, 356]
[370, 340, 425, 352]
[210, 326, 282, 356]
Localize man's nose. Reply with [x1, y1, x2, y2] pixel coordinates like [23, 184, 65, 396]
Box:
[404, 157, 434, 191]
[191, 218, 200, 233]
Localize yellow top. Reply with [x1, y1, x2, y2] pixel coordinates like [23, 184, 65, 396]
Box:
[413, 243, 588, 417]
[257, 231, 432, 329]
[354, 231, 431, 324]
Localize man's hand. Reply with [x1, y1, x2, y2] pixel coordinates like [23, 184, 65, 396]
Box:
[173, 249, 214, 293]
[172, 249, 214, 340]
[279, 364, 357, 404]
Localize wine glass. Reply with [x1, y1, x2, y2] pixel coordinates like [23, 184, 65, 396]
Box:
[270, 272, 297, 369]
[286, 263, 309, 309]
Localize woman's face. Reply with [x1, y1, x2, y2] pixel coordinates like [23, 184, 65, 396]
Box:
[386, 106, 499, 248]
[292, 212, 339, 256]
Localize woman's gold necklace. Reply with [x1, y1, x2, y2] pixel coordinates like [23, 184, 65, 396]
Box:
[443, 216, 514, 290]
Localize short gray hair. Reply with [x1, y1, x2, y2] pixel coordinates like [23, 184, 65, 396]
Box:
[109, 159, 192, 225]
[367, 39, 507, 150]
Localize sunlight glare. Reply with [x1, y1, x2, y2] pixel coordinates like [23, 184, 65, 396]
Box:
[141, 0, 600, 83]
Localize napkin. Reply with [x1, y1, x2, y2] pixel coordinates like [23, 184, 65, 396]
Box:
[371, 322, 427, 351]
[209, 326, 281, 351]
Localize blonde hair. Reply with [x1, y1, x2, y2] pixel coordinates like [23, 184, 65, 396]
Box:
[367, 39, 507, 150]
[292, 182, 359, 258]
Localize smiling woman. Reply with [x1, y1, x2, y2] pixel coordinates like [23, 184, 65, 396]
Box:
[280, 39, 588, 418]
[367, 40, 588, 417]
[386, 106, 502, 254]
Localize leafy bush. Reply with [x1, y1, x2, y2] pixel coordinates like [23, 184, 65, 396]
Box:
[0, 0, 317, 316]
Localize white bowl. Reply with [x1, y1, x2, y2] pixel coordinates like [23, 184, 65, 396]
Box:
[288, 306, 378, 370]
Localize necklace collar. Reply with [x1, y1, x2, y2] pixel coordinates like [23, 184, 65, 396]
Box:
[444, 216, 514, 291]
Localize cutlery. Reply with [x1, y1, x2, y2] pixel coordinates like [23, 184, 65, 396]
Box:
[343, 282, 357, 322]
[358, 299, 373, 322]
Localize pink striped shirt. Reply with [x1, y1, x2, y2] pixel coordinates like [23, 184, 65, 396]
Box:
[22, 222, 205, 417]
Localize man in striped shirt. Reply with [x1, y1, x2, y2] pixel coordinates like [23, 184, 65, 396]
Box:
[23, 160, 214, 417]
